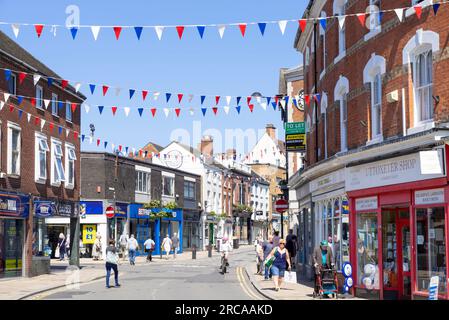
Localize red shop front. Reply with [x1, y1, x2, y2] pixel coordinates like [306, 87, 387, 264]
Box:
[346, 147, 449, 300]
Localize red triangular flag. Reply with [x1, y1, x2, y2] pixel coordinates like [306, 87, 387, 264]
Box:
[102, 85, 109, 96]
[305, 95, 310, 106]
[35, 24, 44, 38]
[35, 117, 40, 125]
[71, 103, 77, 113]
[151, 108, 157, 117]
[74, 131, 78, 140]
[177, 93, 183, 103]
[215, 96, 220, 105]
[61, 79, 69, 89]
[113, 26, 122, 40]
[176, 26, 185, 39]
[97, 139, 100, 146]
[31, 98, 36, 107]
[139, 150, 143, 157]
[175, 108, 181, 117]
[212, 107, 218, 115]
[9, 104, 14, 112]
[299, 19, 307, 32]
[111, 106, 117, 115]
[275, 96, 279, 106]
[19, 72, 26, 84]
[118, 145, 123, 152]
[414, 6, 422, 19]
[49, 123, 54, 131]
[142, 90, 148, 101]
[357, 13, 366, 27]
[247, 96, 252, 105]
[238, 24, 247, 37]
[248, 104, 254, 113]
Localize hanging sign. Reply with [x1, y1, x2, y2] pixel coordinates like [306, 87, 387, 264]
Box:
[285, 122, 305, 152]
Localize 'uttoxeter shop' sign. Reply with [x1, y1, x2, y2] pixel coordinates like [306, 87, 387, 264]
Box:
[345, 149, 445, 192]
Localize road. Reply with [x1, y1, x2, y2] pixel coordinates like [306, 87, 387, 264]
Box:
[32, 247, 266, 300]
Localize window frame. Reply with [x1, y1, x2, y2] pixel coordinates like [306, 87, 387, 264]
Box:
[333, 0, 347, 64]
[36, 85, 44, 109]
[7, 122, 21, 176]
[8, 73, 17, 95]
[65, 143, 76, 189]
[136, 170, 151, 194]
[184, 180, 196, 200]
[51, 138, 65, 186]
[162, 174, 175, 197]
[414, 49, 434, 124]
[66, 100, 72, 122]
[51, 93, 58, 117]
[35, 132, 49, 183]
[371, 73, 383, 139]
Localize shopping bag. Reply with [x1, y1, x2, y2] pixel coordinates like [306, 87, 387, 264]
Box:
[264, 256, 275, 268]
[284, 271, 297, 284]
[54, 245, 60, 258]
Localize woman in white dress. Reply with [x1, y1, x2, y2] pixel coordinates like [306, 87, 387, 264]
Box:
[161, 234, 172, 260]
[92, 233, 102, 260]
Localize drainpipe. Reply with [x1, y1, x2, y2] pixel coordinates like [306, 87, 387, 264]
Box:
[402, 88, 407, 137]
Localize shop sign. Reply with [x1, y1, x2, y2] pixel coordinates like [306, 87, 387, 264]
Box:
[34, 201, 55, 217]
[415, 188, 445, 205]
[0, 193, 29, 218]
[138, 208, 152, 216]
[355, 197, 378, 211]
[310, 169, 345, 193]
[345, 149, 445, 192]
[55, 202, 77, 217]
[82, 224, 97, 244]
[428, 276, 439, 300]
[285, 122, 306, 152]
[114, 203, 128, 217]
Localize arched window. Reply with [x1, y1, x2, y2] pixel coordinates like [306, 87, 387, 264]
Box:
[320, 92, 328, 159]
[319, 11, 327, 79]
[334, 76, 349, 152]
[333, 0, 346, 63]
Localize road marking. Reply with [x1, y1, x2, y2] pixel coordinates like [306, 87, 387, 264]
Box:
[236, 267, 262, 300]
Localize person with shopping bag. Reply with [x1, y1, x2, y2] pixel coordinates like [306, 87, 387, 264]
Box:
[144, 236, 155, 262]
[264, 239, 291, 291]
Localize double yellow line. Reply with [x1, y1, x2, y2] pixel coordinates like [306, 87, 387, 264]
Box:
[236, 267, 262, 300]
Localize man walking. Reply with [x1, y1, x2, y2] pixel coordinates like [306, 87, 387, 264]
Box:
[262, 235, 274, 280]
[119, 232, 129, 261]
[127, 234, 139, 265]
[286, 229, 298, 269]
[144, 236, 155, 262]
[171, 233, 179, 259]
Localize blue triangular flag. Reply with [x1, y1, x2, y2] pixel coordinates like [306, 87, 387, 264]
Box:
[47, 77, 54, 87]
[284, 96, 289, 106]
[4, 69, 11, 81]
[98, 106, 104, 114]
[236, 96, 241, 105]
[17, 96, 23, 105]
[266, 97, 271, 105]
[104, 141, 108, 149]
[134, 26, 143, 40]
[200, 95, 206, 105]
[314, 93, 321, 105]
[58, 126, 63, 135]
[197, 26, 206, 39]
[58, 101, 64, 109]
[129, 89, 135, 99]
[319, 18, 326, 31]
[138, 108, 144, 117]
[70, 27, 78, 40]
[81, 134, 85, 142]
[125, 147, 129, 154]
[433, 3, 440, 15]
[18, 110, 23, 119]
[201, 107, 207, 116]
[272, 102, 277, 111]
[292, 98, 297, 107]
[166, 93, 171, 103]
[378, 12, 384, 23]
[89, 84, 96, 94]
[258, 23, 266, 36]
[236, 106, 241, 114]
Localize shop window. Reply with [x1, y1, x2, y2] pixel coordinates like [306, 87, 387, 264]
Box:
[162, 175, 175, 197]
[382, 210, 398, 291]
[341, 197, 350, 264]
[415, 207, 446, 295]
[65, 144, 76, 189]
[357, 212, 380, 295]
[333, 199, 342, 269]
[51, 139, 65, 185]
[35, 133, 49, 182]
[33, 219, 49, 256]
[7, 122, 21, 176]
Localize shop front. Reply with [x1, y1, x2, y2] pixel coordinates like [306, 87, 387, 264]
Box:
[205, 214, 218, 248]
[296, 182, 313, 281]
[107, 202, 128, 244]
[0, 192, 29, 278]
[183, 210, 200, 250]
[252, 211, 266, 242]
[232, 212, 251, 246]
[79, 201, 107, 258]
[347, 147, 449, 300]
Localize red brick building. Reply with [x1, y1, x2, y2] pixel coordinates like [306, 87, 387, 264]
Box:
[290, 1, 449, 299]
[0, 30, 85, 277]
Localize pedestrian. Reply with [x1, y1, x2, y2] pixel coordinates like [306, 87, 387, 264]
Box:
[266, 239, 291, 291]
[92, 233, 102, 261]
[65, 236, 71, 259]
[262, 235, 274, 280]
[127, 234, 138, 265]
[171, 232, 179, 259]
[161, 234, 172, 260]
[285, 229, 298, 269]
[105, 239, 121, 288]
[312, 240, 334, 296]
[144, 236, 155, 262]
[119, 232, 129, 261]
[57, 233, 66, 261]
[272, 230, 280, 247]
[255, 237, 264, 275]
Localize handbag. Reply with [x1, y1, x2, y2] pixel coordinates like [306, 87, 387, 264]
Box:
[264, 248, 277, 268]
[54, 245, 60, 258]
[284, 271, 297, 284]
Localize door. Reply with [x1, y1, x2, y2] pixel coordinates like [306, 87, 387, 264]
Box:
[397, 218, 412, 299]
[136, 220, 149, 256]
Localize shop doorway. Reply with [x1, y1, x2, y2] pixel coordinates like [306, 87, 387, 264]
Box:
[47, 225, 68, 259]
[381, 208, 411, 300]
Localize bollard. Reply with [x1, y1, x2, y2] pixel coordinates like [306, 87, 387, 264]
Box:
[208, 245, 212, 258]
[192, 245, 197, 259]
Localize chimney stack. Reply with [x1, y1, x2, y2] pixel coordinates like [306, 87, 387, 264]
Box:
[266, 124, 276, 140]
[226, 149, 236, 159]
[200, 135, 214, 157]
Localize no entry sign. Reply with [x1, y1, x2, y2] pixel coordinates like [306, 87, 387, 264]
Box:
[275, 199, 288, 213]
[105, 206, 115, 218]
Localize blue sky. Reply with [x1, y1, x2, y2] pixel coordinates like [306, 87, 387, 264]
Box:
[0, 0, 305, 155]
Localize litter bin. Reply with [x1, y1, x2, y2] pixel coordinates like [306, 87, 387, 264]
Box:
[233, 239, 239, 249]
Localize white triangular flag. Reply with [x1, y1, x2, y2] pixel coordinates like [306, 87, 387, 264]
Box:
[226, 96, 231, 105]
[44, 99, 50, 109]
[188, 94, 194, 103]
[338, 16, 346, 30]
[50, 25, 57, 37]
[111, 143, 115, 151]
[115, 87, 121, 96]
[89, 137, 93, 144]
[256, 96, 262, 104]
[74, 82, 81, 93]
[260, 102, 267, 110]
[11, 24, 20, 38]
[189, 108, 194, 116]
[84, 103, 90, 113]
[27, 113, 31, 122]
[280, 100, 286, 109]
[0, 101, 4, 111]
[66, 129, 70, 138]
[223, 106, 230, 114]
[155, 26, 164, 40]
[218, 25, 226, 39]
[91, 26, 101, 40]
[33, 74, 41, 86]
[395, 8, 404, 22]
[4, 93, 10, 102]
[278, 20, 288, 35]
[163, 108, 170, 117]
[124, 107, 130, 117]
[153, 92, 160, 100]
[40, 119, 46, 131]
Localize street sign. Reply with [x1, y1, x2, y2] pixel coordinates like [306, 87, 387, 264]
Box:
[275, 199, 288, 213]
[285, 122, 306, 152]
[105, 206, 115, 218]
